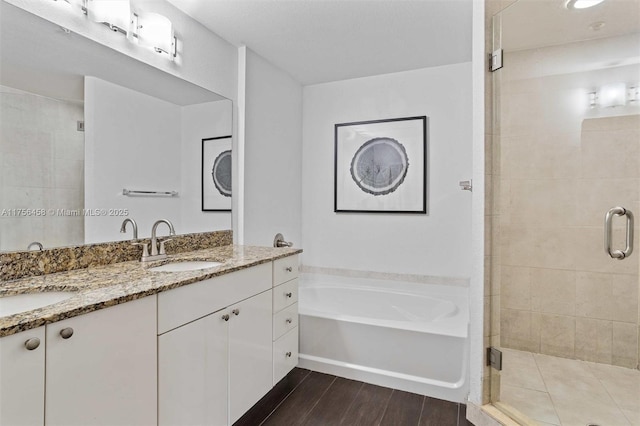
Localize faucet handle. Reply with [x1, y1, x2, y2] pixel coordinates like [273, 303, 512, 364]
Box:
[158, 238, 174, 256]
[132, 242, 150, 260]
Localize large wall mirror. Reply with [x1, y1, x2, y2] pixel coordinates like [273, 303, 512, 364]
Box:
[0, 2, 233, 253]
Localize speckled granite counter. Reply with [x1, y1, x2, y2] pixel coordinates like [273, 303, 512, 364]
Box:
[0, 245, 301, 338]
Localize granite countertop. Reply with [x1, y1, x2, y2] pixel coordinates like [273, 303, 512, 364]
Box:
[0, 245, 302, 338]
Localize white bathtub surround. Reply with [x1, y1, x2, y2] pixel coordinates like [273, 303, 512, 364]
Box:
[299, 265, 469, 288]
[298, 273, 469, 403]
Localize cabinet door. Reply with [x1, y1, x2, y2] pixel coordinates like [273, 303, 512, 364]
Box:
[228, 290, 273, 424]
[158, 310, 229, 426]
[45, 296, 157, 426]
[0, 326, 45, 426]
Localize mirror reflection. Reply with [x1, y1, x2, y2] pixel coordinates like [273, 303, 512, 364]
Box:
[0, 2, 232, 252]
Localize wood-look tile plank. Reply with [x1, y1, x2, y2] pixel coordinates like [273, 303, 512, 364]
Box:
[234, 368, 311, 426]
[458, 403, 472, 426]
[379, 390, 425, 426]
[418, 397, 459, 426]
[302, 377, 363, 426]
[261, 372, 336, 426]
[339, 383, 393, 426]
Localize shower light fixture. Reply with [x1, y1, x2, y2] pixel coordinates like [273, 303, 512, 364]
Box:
[86, 0, 131, 34]
[565, 0, 606, 9]
[599, 83, 626, 108]
[588, 83, 638, 108]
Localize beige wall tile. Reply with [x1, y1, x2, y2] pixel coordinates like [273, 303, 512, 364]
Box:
[611, 274, 639, 323]
[539, 314, 575, 358]
[485, 296, 492, 338]
[530, 268, 576, 316]
[576, 271, 612, 320]
[575, 317, 612, 364]
[575, 227, 639, 275]
[508, 179, 577, 227]
[502, 133, 580, 180]
[501, 265, 531, 310]
[501, 308, 540, 352]
[581, 127, 640, 179]
[576, 178, 640, 228]
[612, 322, 638, 368]
[492, 295, 501, 337]
[502, 226, 577, 270]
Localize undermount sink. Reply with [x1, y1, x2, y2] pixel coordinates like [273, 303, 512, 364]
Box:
[0, 291, 74, 318]
[147, 261, 223, 273]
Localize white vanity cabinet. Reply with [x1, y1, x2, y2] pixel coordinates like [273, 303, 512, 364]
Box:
[45, 296, 157, 426]
[272, 256, 300, 384]
[0, 326, 45, 426]
[157, 263, 273, 426]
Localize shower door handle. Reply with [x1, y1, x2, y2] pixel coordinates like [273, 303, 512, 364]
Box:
[604, 206, 634, 260]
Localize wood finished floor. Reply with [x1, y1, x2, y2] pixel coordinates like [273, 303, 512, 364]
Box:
[235, 368, 472, 426]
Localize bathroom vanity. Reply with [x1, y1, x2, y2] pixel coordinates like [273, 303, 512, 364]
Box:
[0, 246, 300, 426]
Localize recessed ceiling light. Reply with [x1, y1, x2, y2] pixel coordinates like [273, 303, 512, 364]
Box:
[566, 0, 606, 9]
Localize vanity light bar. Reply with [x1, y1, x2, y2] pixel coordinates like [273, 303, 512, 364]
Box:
[52, 0, 177, 59]
[123, 189, 179, 197]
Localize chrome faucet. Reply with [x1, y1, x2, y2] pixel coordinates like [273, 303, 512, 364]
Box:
[149, 219, 176, 259]
[27, 241, 43, 251]
[120, 218, 138, 239]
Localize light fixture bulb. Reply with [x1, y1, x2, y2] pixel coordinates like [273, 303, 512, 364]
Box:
[599, 83, 626, 108]
[137, 12, 174, 55]
[566, 0, 606, 9]
[87, 0, 131, 33]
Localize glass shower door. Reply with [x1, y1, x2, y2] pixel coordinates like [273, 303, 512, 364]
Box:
[491, 0, 640, 425]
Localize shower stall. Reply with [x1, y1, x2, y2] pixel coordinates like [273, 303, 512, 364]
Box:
[489, 0, 640, 424]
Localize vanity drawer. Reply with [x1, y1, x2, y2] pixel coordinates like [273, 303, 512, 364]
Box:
[158, 263, 271, 334]
[273, 256, 299, 287]
[273, 303, 298, 341]
[273, 279, 298, 313]
[273, 327, 298, 385]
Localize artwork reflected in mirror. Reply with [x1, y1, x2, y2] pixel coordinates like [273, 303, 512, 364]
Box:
[202, 136, 232, 212]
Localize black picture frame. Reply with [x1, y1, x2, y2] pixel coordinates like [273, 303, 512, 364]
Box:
[202, 136, 232, 212]
[334, 116, 427, 214]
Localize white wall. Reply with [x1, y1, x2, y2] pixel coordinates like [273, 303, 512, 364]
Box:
[85, 77, 181, 243]
[242, 49, 303, 247]
[181, 100, 233, 233]
[301, 63, 473, 278]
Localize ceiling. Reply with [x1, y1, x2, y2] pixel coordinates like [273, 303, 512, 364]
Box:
[165, 0, 473, 85]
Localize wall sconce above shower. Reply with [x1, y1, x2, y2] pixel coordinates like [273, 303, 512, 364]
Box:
[588, 83, 639, 108]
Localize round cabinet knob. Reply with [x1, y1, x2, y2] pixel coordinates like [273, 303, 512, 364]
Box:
[24, 338, 41, 350]
[285, 292, 292, 298]
[232, 309, 240, 316]
[59, 328, 74, 339]
[285, 318, 293, 324]
[285, 267, 293, 272]
[222, 314, 230, 322]
[285, 351, 292, 358]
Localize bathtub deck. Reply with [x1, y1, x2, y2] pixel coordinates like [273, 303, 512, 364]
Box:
[235, 368, 472, 426]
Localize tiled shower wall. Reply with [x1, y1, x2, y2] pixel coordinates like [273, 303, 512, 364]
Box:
[496, 38, 640, 369]
[0, 86, 84, 251]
